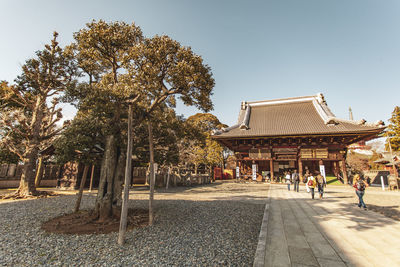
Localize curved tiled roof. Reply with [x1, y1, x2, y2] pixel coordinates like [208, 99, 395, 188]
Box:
[212, 94, 384, 138]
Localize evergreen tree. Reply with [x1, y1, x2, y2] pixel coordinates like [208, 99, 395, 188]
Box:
[386, 106, 400, 151]
[184, 113, 226, 173]
[66, 20, 214, 220]
[0, 33, 77, 197]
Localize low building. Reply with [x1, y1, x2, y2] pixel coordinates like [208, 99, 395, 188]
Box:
[212, 94, 385, 183]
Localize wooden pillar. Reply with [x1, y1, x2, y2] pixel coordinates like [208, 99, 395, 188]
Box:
[298, 158, 303, 182]
[341, 158, 348, 185]
[270, 159, 274, 181]
[239, 160, 243, 179]
[333, 161, 338, 176]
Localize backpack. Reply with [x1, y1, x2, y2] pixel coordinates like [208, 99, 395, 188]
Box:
[316, 175, 325, 185]
[356, 181, 366, 191]
[307, 179, 313, 186]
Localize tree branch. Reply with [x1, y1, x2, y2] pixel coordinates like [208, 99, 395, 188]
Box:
[40, 126, 64, 141]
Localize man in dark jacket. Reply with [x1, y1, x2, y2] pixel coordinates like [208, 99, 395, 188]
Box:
[292, 169, 300, 192]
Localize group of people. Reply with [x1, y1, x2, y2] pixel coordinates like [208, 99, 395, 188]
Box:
[283, 169, 369, 208]
[304, 171, 326, 199]
[284, 170, 300, 191]
[284, 169, 326, 200]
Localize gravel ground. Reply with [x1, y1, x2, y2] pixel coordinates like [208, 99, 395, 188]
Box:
[0, 181, 268, 266]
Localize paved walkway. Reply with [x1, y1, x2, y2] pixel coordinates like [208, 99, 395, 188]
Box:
[254, 184, 400, 267]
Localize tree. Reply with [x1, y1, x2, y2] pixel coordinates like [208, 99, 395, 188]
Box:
[0, 33, 77, 197]
[67, 21, 214, 221]
[386, 106, 400, 151]
[184, 113, 226, 173]
[69, 20, 144, 220]
[368, 151, 384, 170]
[347, 151, 369, 174]
[132, 106, 184, 166]
[54, 111, 105, 211]
[124, 35, 215, 227]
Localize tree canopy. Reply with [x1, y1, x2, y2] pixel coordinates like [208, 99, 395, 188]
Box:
[182, 113, 226, 172]
[386, 106, 400, 151]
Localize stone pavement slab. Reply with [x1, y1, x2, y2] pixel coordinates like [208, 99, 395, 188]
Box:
[254, 184, 400, 267]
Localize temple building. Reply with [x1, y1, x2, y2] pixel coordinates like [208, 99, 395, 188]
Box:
[212, 94, 385, 183]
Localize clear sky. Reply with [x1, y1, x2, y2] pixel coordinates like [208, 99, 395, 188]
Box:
[1, 0, 399, 126]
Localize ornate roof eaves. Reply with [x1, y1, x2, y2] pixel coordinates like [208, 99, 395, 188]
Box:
[211, 93, 385, 137]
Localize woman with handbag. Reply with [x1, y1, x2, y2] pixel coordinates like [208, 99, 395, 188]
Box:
[306, 174, 316, 198]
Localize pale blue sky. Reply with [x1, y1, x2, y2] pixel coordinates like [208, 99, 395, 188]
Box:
[1, 0, 399, 126]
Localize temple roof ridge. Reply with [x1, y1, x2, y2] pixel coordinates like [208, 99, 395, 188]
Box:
[246, 94, 319, 107]
[212, 93, 385, 137]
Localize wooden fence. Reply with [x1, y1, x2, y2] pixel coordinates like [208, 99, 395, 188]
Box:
[1, 163, 211, 189]
[133, 166, 211, 187]
[0, 163, 61, 188]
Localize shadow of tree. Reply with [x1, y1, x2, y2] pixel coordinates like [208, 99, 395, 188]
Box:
[155, 181, 268, 195]
[367, 204, 400, 221]
[0, 192, 266, 266]
[291, 197, 399, 231]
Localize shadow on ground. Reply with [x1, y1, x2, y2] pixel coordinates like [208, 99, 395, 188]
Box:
[0, 191, 265, 266]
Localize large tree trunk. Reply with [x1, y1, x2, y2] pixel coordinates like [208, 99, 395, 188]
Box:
[94, 135, 126, 221]
[16, 148, 39, 196]
[14, 98, 44, 197]
[113, 152, 126, 208]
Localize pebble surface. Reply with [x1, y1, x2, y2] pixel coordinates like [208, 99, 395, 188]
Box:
[0, 182, 268, 266]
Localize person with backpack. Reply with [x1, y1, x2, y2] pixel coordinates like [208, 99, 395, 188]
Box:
[306, 174, 316, 199]
[315, 171, 326, 199]
[292, 169, 300, 192]
[353, 174, 368, 210]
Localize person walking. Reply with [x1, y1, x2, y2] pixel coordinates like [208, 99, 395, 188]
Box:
[353, 174, 368, 210]
[316, 171, 326, 199]
[307, 174, 316, 199]
[292, 169, 300, 192]
[285, 171, 291, 191]
[305, 174, 310, 193]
